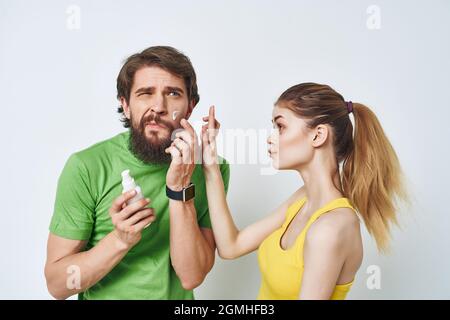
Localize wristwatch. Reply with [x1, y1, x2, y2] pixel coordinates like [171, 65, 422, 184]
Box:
[166, 183, 195, 202]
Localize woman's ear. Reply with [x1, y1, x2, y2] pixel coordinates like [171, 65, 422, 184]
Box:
[120, 97, 131, 120]
[311, 124, 329, 148]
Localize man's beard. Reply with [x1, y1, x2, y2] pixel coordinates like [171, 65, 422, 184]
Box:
[128, 112, 175, 165]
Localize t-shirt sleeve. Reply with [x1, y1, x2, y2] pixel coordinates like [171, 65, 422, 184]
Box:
[198, 158, 230, 229]
[49, 153, 96, 240]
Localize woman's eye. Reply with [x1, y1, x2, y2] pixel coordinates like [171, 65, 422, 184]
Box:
[277, 123, 284, 131]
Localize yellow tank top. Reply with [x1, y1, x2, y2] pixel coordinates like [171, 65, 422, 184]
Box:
[257, 197, 357, 300]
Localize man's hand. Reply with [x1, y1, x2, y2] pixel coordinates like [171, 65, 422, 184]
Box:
[45, 190, 156, 300]
[165, 118, 199, 191]
[109, 190, 156, 250]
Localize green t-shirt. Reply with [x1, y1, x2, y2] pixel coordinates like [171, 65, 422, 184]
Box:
[49, 131, 230, 300]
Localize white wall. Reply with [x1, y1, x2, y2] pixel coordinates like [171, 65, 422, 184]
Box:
[1, 0, 449, 299]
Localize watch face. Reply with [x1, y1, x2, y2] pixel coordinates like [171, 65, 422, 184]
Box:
[184, 184, 195, 201]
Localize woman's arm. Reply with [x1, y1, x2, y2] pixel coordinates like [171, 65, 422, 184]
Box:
[299, 209, 360, 299]
[201, 106, 305, 259]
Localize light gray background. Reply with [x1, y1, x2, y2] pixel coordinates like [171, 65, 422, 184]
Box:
[1, 0, 449, 299]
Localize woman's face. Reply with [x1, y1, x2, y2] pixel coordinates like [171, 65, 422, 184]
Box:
[267, 104, 315, 170]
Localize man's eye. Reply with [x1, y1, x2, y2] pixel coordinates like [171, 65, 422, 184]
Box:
[168, 91, 180, 96]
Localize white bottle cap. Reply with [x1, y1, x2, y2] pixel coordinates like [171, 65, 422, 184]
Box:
[121, 169, 136, 192]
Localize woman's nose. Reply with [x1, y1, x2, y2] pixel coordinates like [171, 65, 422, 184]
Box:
[267, 130, 277, 145]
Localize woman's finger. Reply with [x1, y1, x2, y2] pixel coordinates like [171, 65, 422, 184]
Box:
[208, 106, 215, 132]
[201, 125, 209, 146]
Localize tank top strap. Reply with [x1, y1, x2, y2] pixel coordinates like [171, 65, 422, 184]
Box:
[307, 198, 356, 226]
[283, 197, 307, 228]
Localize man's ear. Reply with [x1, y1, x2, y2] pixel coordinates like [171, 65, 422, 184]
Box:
[120, 97, 131, 120]
[185, 99, 196, 120]
[311, 124, 329, 148]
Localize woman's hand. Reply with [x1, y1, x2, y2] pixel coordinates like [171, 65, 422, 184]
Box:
[201, 105, 221, 172]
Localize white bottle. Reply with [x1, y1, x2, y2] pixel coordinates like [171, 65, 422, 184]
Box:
[121, 169, 144, 205]
[121, 170, 152, 228]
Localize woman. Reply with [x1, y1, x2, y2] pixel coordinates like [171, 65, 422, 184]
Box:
[200, 83, 407, 300]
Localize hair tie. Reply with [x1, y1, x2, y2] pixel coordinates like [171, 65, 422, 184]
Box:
[346, 101, 353, 114]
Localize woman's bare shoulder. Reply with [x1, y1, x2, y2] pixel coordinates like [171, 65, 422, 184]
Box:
[307, 207, 361, 248]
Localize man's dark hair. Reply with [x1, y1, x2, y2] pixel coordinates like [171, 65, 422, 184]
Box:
[116, 46, 200, 128]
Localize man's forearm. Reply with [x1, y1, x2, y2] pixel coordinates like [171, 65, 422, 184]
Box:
[45, 231, 130, 299]
[169, 200, 215, 290]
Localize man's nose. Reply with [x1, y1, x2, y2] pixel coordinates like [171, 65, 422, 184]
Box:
[149, 94, 167, 115]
